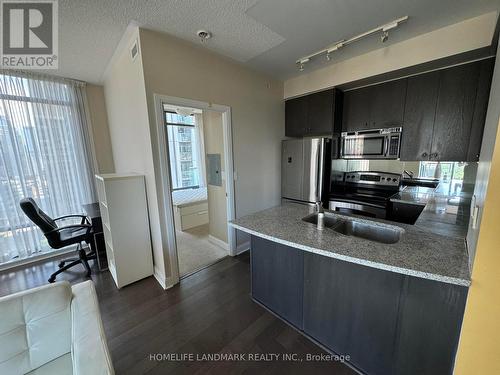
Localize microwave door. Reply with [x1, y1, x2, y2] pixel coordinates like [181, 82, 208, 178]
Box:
[342, 135, 386, 159]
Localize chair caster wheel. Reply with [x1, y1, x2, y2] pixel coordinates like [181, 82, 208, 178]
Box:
[58, 261, 65, 268]
[48, 276, 56, 283]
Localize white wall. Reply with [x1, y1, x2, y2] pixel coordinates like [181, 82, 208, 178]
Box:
[203, 111, 228, 243]
[102, 29, 169, 284]
[284, 12, 498, 99]
[467, 41, 500, 266]
[86, 84, 114, 173]
[138, 28, 285, 259]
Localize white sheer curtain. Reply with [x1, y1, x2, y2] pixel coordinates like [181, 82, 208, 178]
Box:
[0, 71, 96, 264]
[193, 113, 207, 187]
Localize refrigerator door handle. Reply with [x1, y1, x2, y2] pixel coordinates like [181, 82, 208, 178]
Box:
[316, 139, 325, 202]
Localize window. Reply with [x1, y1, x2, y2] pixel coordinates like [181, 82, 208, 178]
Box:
[418, 161, 468, 195]
[165, 111, 203, 190]
[0, 73, 96, 264]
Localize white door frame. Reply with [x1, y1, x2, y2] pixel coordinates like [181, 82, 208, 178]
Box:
[153, 94, 236, 286]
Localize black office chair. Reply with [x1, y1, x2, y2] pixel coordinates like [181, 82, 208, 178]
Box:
[19, 198, 97, 283]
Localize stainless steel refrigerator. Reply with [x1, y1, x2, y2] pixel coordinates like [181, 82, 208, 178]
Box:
[281, 137, 331, 205]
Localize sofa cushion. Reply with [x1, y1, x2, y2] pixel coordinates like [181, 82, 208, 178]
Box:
[27, 353, 72, 375]
[71, 280, 114, 375]
[0, 282, 72, 374]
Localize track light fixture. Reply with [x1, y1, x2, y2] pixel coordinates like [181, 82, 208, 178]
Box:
[296, 16, 408, 71]
[297, 58, 310, 71]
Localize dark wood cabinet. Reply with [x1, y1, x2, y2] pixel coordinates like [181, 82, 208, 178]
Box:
[285, 89, 342, 137]
[403, 59, 494, 161]
[285, 96, 308, 137]
[467, 58, 495, 161]
[303, 253, 403, 375]
[368, 79, 407, 129]
[250, 235, 469, 375]
[307, 90, 334, 136]
[342, 58, 494, 161]
[431, 62, 480, 161]
[400, 71, 440, 160]
[342, 79, 407, 132]
[393, 277, 467, 375]
[250, 236, 304, 329]
[343, 87, 371, 131]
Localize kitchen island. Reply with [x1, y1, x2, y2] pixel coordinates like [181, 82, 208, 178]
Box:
[230, 200, 470, 375]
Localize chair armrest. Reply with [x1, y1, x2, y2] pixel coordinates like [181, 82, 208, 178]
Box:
[71, 281, 114, 375]
[54, 215, 90, 225]
[47, 224, 92, 235]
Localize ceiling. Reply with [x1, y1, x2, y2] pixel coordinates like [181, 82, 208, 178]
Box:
[53, 0, 500, 83]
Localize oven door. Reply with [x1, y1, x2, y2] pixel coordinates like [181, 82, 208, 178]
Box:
[341, 134, 388, 159]
[329, 199, 387, 219]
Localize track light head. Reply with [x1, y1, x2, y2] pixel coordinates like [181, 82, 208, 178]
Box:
[381, 31, 389, 43]
[297, 58, 310, 71]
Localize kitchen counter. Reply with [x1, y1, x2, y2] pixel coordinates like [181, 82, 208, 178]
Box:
[391, 184, 472, 238]
[230, 203, 470, 286]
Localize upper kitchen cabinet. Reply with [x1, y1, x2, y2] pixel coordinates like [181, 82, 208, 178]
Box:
[342, 79, 407, 132]
[400, 71, 440, 161]
[430, 61, 484, 161]
[401, 58, 494, 161]
[285, 89, 343, 137]
[285, 95, 308, 137]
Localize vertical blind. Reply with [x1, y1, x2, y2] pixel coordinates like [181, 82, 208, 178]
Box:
[0, 72, 96, 264]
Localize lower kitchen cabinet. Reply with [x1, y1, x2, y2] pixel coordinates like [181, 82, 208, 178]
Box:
[303, 252, 403, 375]
[250, 235, 468, 375]
[393, 277, 468, 374]
[250, 236, 304, 329]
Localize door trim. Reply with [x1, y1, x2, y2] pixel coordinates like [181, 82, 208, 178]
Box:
[153, 94, 236, 287]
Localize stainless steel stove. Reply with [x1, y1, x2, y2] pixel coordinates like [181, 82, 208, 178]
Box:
[329, 171, 401, 219]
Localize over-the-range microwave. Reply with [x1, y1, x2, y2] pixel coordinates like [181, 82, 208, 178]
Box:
[340, 127, 402, 159]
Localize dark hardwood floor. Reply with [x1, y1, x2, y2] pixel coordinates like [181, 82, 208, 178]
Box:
[0, 252, 355, 375]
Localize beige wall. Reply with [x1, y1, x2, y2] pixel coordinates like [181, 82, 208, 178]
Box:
[284, 12, 497, 99]
[102, 29, 169, 283]
[138, 28, 285, 257]
[203, 111, 228, 243]
[454, 120, 500, 374]
[86, 84, 114, 173]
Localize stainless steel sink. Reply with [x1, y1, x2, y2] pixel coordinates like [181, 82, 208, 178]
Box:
[301, 213, 343, 228]
[332, 220, 402, 244]
[302, 213, 403, 244]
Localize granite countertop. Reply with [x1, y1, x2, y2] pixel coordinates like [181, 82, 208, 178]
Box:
[230, 203, 470, 286]
[391, 184, 472, 238]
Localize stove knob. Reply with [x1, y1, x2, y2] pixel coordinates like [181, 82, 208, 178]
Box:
[392, 178, 397, 182]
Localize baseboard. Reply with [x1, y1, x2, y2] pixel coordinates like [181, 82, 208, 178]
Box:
[235, 241, 250, 255]
[0, 247, 76, 272]
[153, 266, 168, 289]
[208, 234, 229, 252]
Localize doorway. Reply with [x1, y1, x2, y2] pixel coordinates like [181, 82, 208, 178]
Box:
[154, 95, 236, 283]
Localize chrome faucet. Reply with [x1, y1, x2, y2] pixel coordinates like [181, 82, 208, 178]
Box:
[403, 170, 414, 179]
[315, 201, 324, 214]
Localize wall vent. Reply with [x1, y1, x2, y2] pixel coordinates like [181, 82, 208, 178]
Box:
[130, 41, 138, 61]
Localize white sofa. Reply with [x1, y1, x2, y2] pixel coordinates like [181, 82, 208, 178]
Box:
[0, 280, 114, 375]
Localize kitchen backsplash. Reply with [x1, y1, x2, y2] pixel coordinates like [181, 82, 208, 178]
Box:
[332, 159, 478, 194]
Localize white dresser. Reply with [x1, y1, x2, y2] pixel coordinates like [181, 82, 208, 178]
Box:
[95, 173, 153, 288]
